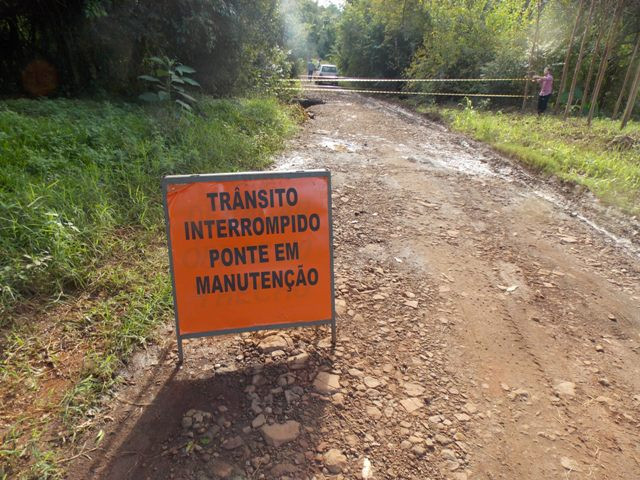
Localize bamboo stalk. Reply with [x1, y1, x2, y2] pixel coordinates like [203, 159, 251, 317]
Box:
[612, 33, 640, 119]
[581, 14, 606, 113]
[555, 0, 585, 112]
[522, 0, 542, 111]
[620, 52, 640, 129]
[564, 0, 596, 118]
[587, 0, 623, 126]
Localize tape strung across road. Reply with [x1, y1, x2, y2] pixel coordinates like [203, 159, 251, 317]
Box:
[280, 77, 528, 82]
[282, 86, 532, 98]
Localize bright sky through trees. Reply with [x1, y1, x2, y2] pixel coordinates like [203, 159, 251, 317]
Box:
[317, 0, 344, 7]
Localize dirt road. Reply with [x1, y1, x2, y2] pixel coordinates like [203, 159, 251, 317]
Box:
[74, 95, 640, 480]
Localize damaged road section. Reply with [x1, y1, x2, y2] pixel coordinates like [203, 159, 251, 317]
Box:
[73, 94, 640, 480]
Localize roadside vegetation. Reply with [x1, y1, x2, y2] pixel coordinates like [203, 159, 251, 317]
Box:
[334, 0, 640, 128]
[0, 97, 298, 309]
[424, 103, 640, 215]
[0, 97, 299, 479]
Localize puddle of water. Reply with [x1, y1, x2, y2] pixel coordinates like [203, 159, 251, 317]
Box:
[408, 147, 496, 177]
[274, 154, 310, 171]
[429, 154, 495, 177]
[356, 134, 387, 143]
[527, 189, 639, 259]
[318, 136, 361, 153]
[368, 97, 448, 132]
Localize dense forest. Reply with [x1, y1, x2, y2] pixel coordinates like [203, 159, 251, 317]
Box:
[0, 0, 290, 96]
[2, 0, 639, 121]
[0, 0, 340, 97]
[335, 0, 640, 124]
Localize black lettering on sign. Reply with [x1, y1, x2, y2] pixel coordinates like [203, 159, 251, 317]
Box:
[209, 245, 270, 268]
[184, 221, 204, 240]
[219, 192, 231, 210]
[184, 214, 321, 240]
[194, 266, 320, 295]
[206, 192, 218, 211]
[196, 275, 210, 295]
[204, 219, 215, 238]
[206, 188, 299, 212]
[274, 242, 299, 261]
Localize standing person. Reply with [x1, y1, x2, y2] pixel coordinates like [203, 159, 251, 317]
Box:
[532, 66, 553, 115]
[307, 59, 315, 80]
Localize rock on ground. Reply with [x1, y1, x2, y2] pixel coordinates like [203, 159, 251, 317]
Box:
[323, 448, 348, 474]
[313, 372, 341, 394]
[261, 421, 301, 447]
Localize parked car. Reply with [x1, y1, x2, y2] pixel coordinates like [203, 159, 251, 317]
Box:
[315, 64, 339, 86]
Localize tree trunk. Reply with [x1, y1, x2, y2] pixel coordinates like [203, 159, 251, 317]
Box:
[581, 17, 606, 113]
[613, 33, 640, 119]
[554, 0, 585, 112]
[564, 0, 596, 118]
[587, 0, 623, 126]
[620, 53, 640, 129]
[522, 0, 542, 111]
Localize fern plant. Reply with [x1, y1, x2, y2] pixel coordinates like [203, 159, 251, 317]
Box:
[138, 56, 200, 111]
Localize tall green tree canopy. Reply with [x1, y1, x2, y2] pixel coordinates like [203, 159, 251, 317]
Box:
[2, 0, 639, 118]
[282, 0, 341, 62]
[332, 0, 640, 113]
[0, 0, 288, 96]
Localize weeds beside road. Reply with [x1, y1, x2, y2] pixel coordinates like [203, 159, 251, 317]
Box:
[0, 97, 298, 310]
[0, 97, 299, 479]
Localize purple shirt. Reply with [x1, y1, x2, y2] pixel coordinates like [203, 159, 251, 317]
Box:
[538, 73, 553, 96]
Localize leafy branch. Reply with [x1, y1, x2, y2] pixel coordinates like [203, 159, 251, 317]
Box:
[138, 56, 200, 111]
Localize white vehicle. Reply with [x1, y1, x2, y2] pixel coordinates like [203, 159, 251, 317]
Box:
[315, 64, 339, 86]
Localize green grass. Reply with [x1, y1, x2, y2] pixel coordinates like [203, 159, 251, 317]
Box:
[0, 239, 174, 480]
[0, 96, 299, 479]
[418, 103, 640, 214]
[0, 97, 298, 311]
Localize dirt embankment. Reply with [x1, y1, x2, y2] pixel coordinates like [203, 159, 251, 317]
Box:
[73, 94, 640, 480]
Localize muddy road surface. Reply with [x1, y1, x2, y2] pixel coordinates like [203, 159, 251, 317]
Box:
[74, 94, 640, 480]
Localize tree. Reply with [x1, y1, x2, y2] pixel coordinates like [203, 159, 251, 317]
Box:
[0, 0, 288, 96]
[581, 16, 606, 113]
[522, 0, 542, 110]
[281, 0, 341, 75]
[406, 0, 533, 97]
[613, 33, 640, 118]
[620, 49, 640, 128]
[564, 0, 596, 118]
[554, 0, 585, 112]
[587, 0, 624, 125]
[336, 0, 429, 79]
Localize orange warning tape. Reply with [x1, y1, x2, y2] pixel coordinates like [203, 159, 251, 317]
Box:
[282, 86, 532, 98]
[281, 77, 528, 83]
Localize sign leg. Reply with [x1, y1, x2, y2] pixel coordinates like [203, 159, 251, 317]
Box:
[331, 315, 337, 346]
[177, 337, 184, 364]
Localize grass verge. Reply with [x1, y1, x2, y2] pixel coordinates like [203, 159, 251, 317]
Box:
[416, 102, 640, 215]
[0, 96, 300, 479]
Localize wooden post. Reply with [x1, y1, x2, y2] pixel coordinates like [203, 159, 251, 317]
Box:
[587, 0, 623, 126]
[613, 33, 640, 119]
[620, 53, 640, 129]
[555, 0, 585, 112]
[581, 17, 606, 113]
[522, 0, 542, 111]
[564, 0, 596, 118]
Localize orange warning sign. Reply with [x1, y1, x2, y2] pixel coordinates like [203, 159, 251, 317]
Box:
[162, 170, 334, 356]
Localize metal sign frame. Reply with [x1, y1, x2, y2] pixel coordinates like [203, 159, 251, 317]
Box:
[162, 169, 336, 363]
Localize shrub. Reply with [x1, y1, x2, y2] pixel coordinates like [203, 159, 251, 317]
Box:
[0, 97, 298, 311]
